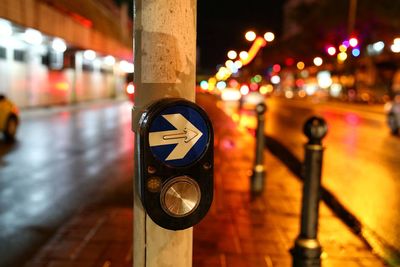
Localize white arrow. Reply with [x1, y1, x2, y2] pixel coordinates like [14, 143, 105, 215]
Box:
[149, 113, 203, 161]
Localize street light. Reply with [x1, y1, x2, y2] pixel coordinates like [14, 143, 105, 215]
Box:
[264, 32, 275, 42]
[245, 31, 256, 42]
[227, 50, 237, 60]
[313, 57, 323, 66]
[239, 51, 249, 61]
[327, 46, 336, 56]
[349, 37, 358, 47]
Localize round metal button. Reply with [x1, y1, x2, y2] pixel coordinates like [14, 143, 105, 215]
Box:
[160, 176, 201, 217]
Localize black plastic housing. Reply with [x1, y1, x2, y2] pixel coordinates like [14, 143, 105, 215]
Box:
[137, 98, 214, 230]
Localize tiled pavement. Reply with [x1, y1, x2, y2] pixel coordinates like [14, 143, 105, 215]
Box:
[24, 95, 385, 267]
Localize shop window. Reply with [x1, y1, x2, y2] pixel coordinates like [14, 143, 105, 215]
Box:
[13, 49, 25, 62]
[0, 47, 6, 59]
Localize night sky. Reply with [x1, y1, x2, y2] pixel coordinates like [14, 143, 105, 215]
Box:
[197, 1, 285, 73]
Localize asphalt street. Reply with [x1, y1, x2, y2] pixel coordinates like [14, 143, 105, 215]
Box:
[0, 100, 134, 267]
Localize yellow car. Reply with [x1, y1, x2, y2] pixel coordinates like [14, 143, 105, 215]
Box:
[0, 94, 19, 140]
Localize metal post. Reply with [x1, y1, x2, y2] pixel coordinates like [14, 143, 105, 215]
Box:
[250, 103, 267, 195]
[133, 0, 197, 267]
[291, 116, 328, 267]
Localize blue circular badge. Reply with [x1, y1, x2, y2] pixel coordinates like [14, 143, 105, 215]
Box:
[148, 105, 210, 167]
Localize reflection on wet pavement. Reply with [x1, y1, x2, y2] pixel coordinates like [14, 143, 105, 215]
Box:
[0, 101, 134, 267]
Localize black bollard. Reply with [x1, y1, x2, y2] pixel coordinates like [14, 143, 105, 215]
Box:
[291, 116, 328, 267]
[250, 102, 267, 195]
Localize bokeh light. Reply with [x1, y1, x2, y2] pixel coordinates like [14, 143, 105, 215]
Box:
[200, 80, 208, 90]
[239, 51, 249, 61]
[264, 32, 275, 42]
[245, 31, 256, 42]
[104, 55, 116, 66]
[327, 46, 336, 56]
[254, 75, 262, 83]
[270, 75, 280, 84]
[225, 60, 234, 68]
[216, 81, 227, 90]
[272, 64, 281, 72]
[126, 83, 135, 94]
[313, 57, 323, 66]
[260, 84, 273, 95]
[297, 61, 305, 70]
[24, 28, 43, 45]
[227, 50, 237, 60]
[234, 60, 243, 69]
[52, 38, 67, 53]
[349, 37, 358, 47]
[240, 85, 250, 95]
[0, 19, 12, 36]
[84, 50, 96, 60]
[372, 41, 385, 52]
[337, 51, 348, 61]
[339, 45, 347, 52]
[352, 48, 360, 57]
[250, 82, 258, 91]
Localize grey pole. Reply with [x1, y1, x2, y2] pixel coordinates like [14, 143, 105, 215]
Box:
[291, 116, 328, 267]
[250, 103, 267, 195]
[133, 0, 197, 266]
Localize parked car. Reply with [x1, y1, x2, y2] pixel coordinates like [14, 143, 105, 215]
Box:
[386, 94, 400, 135]
[0, 94, 19, 140]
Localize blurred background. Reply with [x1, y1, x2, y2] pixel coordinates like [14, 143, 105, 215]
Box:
[1, 0, 400, 266]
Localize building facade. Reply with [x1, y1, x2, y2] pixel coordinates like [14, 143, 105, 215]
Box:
[0, 0, 133, 107]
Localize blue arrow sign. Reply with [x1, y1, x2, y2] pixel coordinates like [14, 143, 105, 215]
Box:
[148, 105, 210, 167]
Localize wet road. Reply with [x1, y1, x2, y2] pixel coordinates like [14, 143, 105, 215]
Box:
[0, 100, 134, 267]
[227, 97, 400, 261]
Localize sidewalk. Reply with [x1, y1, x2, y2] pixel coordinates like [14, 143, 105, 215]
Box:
[24, 94, 385, 267]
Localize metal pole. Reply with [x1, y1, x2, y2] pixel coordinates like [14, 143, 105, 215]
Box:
[292, 116, 328, 267]
[133, 0, 197, 266]
[250, 103, 267, 195]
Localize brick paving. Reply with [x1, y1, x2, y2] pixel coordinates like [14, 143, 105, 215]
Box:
[24, 95, 386, 267]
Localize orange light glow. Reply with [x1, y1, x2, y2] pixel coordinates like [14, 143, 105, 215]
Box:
[55, 82, 70, 91]
[240, 37, 266, 66]
[297, 61, 305, 70]
[70, 13, 93, 28]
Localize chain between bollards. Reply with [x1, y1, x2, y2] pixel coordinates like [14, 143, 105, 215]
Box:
[291, 116, 328, 267]
[250, 102, 267, 195]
